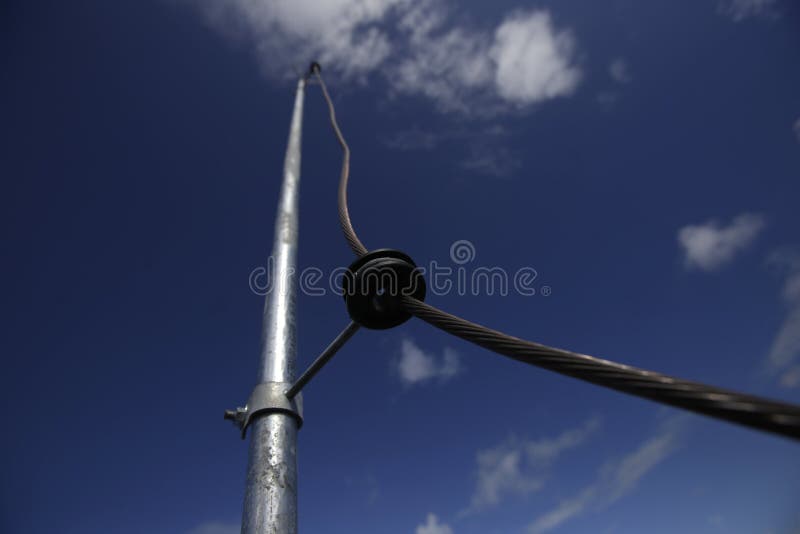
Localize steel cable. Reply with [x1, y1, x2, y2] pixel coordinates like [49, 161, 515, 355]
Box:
[314, 70, 800, 441]
[401, 295, 800, 440]
[315, 70, 369, 257]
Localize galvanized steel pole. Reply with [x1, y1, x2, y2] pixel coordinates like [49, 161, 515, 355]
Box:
[242, 77, 305, 534]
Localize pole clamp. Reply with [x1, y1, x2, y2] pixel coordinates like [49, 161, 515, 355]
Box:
[224, 382, 304, 439]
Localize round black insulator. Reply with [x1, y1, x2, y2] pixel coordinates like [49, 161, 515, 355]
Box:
[343, 249, 426, 329]
[309, 61, 322, 75]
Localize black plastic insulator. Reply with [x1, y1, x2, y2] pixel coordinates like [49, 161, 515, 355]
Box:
[343, 249, 426, 330]
[309, 61, 322, 75]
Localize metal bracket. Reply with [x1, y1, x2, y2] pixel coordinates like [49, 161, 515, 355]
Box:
[224, 382, 304, 439]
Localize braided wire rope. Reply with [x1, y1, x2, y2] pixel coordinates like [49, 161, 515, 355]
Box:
[314, 69, 800, 441]
[401, 295, 800, 439]
[315, 70, 368, 257]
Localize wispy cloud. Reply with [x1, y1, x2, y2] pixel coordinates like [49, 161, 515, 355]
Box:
[396, 338, 462, 385]
[460, 144, 521, 177]
[609, 59, 631, 84]
[717, 0, 778, 21]
[779, 365, 800, 388]
[193, 0, 396, 79]
[187, 521, 240, 534]
[416, 513, 454, 534]
[766, 249, 800, 387]
[382, 125, 519, 177]
[382, 125, 508, 152]
[527, 417, 685, 534]
[191, 0, 581, 115]
[470, 441, 545, 511]
[677, 213, 765, 271]
[466, 417, 600, 513]
[770, 308, 800, 373]
[382, 128, 456, 151]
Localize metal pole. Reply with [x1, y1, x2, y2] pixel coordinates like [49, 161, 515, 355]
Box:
[242, 77, 305, 534]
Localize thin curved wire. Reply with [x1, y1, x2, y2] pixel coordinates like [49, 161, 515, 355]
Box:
[315, 70, 369, 257]
[315, 70, 800, 441]
[401, 295, 800, 440]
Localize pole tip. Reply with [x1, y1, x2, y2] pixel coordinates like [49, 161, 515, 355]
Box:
[309, 61, 322, 75]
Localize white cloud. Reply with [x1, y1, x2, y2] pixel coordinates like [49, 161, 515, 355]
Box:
[677, 213, 765, 271]
[766, 250, 800, 384]
[187, 521, 240, 534]
[416, 513, 453, 534]
[471, 441, 545, 509]
[392, 2, 495, 114]
[527, 417, 684, 534]
[490, 12, 581, 105]
[609, 59, 631, 83]
[397, 338, 461, 385]
[196, 0, 398, 79]
[528, 488, 594, 534]
[192, 0, 582, 114]
[526, 417, 601, 465]
[467, 417, 600, 512]
[717, 0, 777, 21]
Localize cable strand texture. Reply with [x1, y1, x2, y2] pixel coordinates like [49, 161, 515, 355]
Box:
[314, 69, 800, 442]
[315, 71, 368, 257]
[402, 295, 800, 440]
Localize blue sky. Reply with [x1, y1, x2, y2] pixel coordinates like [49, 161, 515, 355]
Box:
[2, 1, 800, 533]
